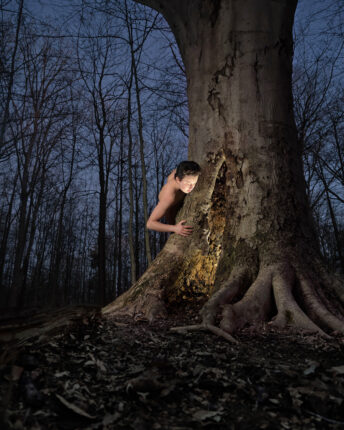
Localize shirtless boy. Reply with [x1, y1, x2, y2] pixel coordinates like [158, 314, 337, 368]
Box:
[146, 161, 201, 237]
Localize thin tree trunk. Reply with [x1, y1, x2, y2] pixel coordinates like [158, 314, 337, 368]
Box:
[131, 46, 152, 266]
[97, 128, 107, 305]
[318, 163, 344, 272]
[20, 169, 47, 307]
[80, 209, 90, 304]
[0, 173, 18, 290]
[48, 125, 76, 305]
[0, 0, 24, 150]
[117, 126, 124, 296]
[134, 163, 140, 277]
[331, 118, 344, 184]
[31, 215, 51, 306]
[127, 65, 137, 284]
[10, 168, 30, 307]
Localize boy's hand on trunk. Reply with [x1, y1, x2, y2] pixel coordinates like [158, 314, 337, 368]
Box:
[174, 220, 193, 236]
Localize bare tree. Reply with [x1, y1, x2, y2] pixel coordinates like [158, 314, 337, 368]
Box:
[77, 15, 124, 304]
[126, 60, 137, 284]
[104, 0, 344, 337]
[0, 0, 24, 154]
[124, 0, 157, 266]
[293, 9, 344, 272]
[48, 94, 79, 306]
[8, 26, 72, 307]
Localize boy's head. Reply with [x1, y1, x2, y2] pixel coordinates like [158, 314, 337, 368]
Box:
[175, 160, 201, 194]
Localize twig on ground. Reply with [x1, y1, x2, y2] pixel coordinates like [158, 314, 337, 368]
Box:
[304, 409, 344, 425]
[170, 323, 239, 343]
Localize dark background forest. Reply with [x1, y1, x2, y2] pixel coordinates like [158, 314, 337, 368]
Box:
[1, 0, 343, 312]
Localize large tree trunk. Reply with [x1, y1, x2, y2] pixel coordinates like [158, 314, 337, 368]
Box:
[103, 0, 344, 335]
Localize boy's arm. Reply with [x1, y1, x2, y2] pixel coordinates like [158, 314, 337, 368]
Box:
[146, 198, 193, 236]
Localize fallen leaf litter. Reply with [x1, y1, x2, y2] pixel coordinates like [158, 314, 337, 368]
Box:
[1, 310, 344, 429]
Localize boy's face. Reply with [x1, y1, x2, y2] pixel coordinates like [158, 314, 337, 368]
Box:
[176, 174, 199, 194]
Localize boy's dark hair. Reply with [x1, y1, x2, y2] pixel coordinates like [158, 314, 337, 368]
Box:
[175, 161, 201, 180]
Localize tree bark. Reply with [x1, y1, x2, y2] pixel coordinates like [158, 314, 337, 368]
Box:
[103, 0, 344, 336]
[20, 166, 47, 307]
[97, 126, 107, 305]
[116, 124, 124, 295]
[9, 120, 38, 307]
[49, 134, 76, 306]
[0, 173, 18, 291]
[128, 21, 153, 267]
[127, 63, 137, 284]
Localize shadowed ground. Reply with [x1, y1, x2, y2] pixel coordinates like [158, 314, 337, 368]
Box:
[1, 306, 344, 429]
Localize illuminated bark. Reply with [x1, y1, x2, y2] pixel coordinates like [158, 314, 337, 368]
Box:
[103, 0, 344, 335]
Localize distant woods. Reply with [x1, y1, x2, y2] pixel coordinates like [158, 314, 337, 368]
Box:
[0, 0, 343, 311]
[293, 0, 344, 272]
[0, 0, 188, 309]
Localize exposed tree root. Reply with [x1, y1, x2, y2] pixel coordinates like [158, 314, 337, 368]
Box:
[170, 323, 238, 343]
[199, 262, 344, 338]
[200, 267, 249, 326]
[103, 252, 343, 341]
[219, 265, 274, 334]
[298, 273, 344, 333]
[270, 265, 327, 337]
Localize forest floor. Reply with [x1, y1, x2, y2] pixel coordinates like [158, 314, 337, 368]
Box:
[1, 304, 344, 430]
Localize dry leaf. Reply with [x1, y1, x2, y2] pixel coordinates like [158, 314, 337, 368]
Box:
[291, 386, 327, 400]
[54, 371, 70, 378]
[126, 372, 165, 393]
[102, 412, 121, 425]
[329, 365, 344, 375]
[96, 359, 106, 372]
[56, 393, 96, 419]
[303, 361, 319, 375]
[193, 410, 222, 421]
[11, 365, 24, 381]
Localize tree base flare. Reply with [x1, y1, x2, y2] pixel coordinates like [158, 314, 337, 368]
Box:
[200, 262, 344, 338]
[102, 281, 168, 323]
[102, 255, 344, 341]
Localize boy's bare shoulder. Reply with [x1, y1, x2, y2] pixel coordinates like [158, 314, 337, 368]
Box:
[167, 169, 176, 183]
[159, 181, 176, 203]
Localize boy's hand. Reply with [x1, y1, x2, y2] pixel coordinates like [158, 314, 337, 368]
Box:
[174, 220, 193, 236]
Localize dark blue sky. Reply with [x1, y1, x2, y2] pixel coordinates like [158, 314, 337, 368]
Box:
[24, 0, 341, 40]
